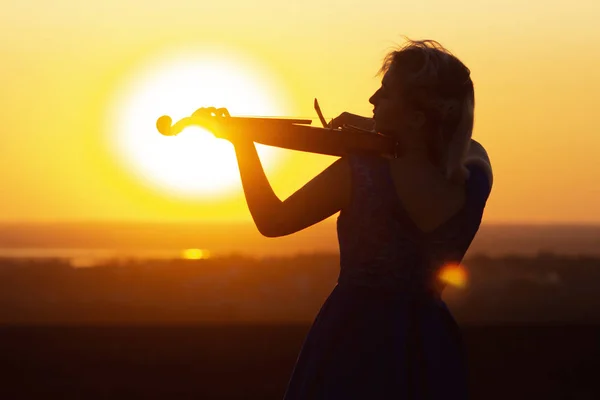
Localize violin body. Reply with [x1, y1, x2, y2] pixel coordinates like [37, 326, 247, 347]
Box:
[156, 106, 397, 158]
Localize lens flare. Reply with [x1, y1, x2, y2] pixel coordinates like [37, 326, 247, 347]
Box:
[438, 263, 468, 288]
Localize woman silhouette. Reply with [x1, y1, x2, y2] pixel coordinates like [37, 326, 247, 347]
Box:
[229, 39, 492, 399]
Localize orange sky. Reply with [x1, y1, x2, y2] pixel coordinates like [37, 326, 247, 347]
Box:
[1, 0, 599, 225]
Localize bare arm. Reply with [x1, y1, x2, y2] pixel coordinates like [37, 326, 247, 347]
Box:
[232, 139, 351, 238]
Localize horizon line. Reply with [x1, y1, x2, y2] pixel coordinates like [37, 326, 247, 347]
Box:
[0, 220, 598, 227]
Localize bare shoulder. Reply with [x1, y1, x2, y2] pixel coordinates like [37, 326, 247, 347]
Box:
[465, 139, 493, 190]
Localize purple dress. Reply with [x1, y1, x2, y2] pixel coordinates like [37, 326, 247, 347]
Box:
[283, 154, 491, 399]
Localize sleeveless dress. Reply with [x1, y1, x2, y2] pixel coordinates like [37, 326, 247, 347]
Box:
[283, 154, 491, 400]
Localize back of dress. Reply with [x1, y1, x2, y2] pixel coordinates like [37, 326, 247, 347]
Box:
[336, 153, 491, 295]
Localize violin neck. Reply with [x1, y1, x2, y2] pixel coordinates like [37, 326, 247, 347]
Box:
[227, 119, 394, 157]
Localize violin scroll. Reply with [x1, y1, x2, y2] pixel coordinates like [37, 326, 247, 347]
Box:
[156, 107, 232, 137]
[156, 115, 175, 136]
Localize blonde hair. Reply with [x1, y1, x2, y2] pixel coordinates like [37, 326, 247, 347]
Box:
[376, 39, 474, 184]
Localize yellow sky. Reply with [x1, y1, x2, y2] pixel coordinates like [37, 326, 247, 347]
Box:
[1, 0, 599, 224]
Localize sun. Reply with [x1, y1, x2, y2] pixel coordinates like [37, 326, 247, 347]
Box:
[106, 46, 292, 198]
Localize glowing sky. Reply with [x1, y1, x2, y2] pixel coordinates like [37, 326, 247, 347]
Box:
[1, 0, 599, 224]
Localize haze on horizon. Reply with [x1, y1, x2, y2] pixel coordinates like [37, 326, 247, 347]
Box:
[1, 0, 599, 225]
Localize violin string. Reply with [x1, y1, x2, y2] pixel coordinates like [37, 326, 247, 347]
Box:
[233, 115, 332, 120]
[233, 114, 373, 120]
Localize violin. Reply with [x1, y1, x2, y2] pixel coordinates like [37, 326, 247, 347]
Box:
[156, 99, 398, 158]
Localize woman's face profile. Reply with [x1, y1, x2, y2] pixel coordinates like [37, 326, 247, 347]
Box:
[369, 66, 408, 137]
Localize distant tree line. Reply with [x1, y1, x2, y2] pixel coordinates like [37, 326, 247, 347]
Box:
[0, 252, 598, 324]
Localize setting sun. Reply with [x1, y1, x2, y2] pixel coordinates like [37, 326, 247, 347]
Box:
[106, 47, 292, 198]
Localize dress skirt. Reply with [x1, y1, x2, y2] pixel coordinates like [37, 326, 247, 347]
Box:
[283, 282, 469, 400]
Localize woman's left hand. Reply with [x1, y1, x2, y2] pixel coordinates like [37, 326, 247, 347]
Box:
[191, 107, 251, 144]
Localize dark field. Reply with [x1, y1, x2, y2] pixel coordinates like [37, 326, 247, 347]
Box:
[1, 252, 600, 398]
[0, 324, 598, 399]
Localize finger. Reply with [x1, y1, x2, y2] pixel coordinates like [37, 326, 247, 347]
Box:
[327, 118, 336, 130]
[192, 107, 219, 118]
[332, 119, 346, 130]
[216, 107, 230, 118]
[192, 107, 207, 117]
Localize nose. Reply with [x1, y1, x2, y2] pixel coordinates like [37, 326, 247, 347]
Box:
[369, 88, 381, 106]
[369, 92, 377, 106]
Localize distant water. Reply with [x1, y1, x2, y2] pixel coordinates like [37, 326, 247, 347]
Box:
[1, 223, 600, 259]
[0, 248, 207, 267]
